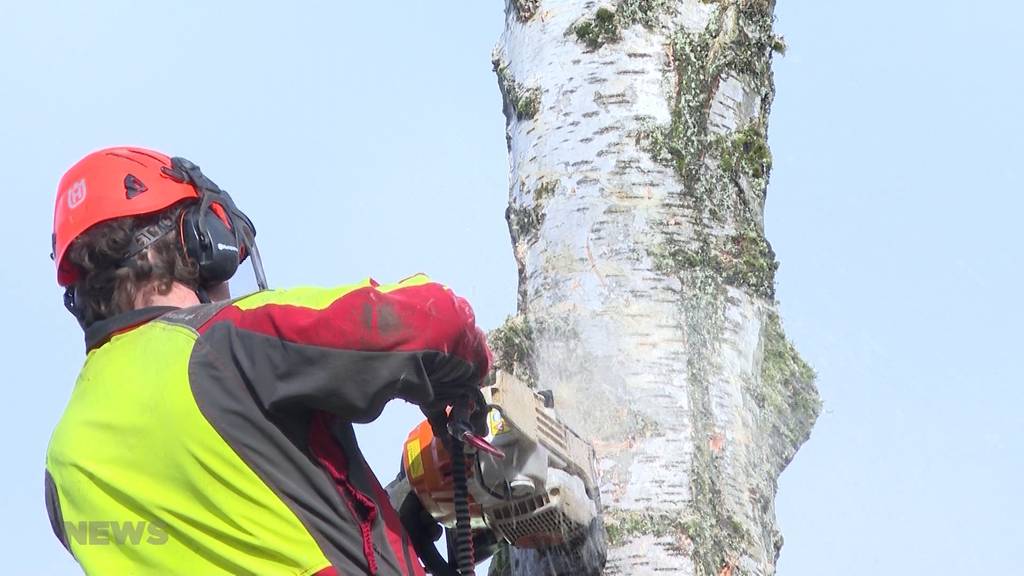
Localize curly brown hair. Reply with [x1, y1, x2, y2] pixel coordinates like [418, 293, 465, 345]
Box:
[65, 206, 199, 326]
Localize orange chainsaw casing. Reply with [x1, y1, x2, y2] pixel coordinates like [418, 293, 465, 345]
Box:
[401, 419, 486, 528]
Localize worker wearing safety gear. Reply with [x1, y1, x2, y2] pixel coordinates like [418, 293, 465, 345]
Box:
[45, 147, 492, 576]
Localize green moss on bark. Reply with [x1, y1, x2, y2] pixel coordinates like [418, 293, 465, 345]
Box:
[533, 180, 557, 202]
[636, 3, 804, 573]
[506, 203, 544, 244]
[639, 1, 782, 297]
[638, 1, 776, 187]
[571, 0, 670, 51]
[756, 310, 820, 438]
[511, 0, 540, 22]
[771, 34, 788, 55]
[678, 269, 752, 576]
[616, 0, 670, 28]
[716, 121, 772, 182]
[720, 227, 778, 298]
[488, 315, 538, 386]
[649, 227, 777, 299]
[574, 6, 621, 50]
[636, 27, 716, 190]
[604, 510, 692, 548]
[487, 542, 512, 575]
[603, 507, 748, 575]
[494, 60, 541, 120]
[506, 179, 557, 248]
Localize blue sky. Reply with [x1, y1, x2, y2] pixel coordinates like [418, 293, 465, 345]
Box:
[1, 1, 1019, 574]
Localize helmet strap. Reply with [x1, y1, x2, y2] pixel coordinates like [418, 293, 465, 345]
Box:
[196, 286, 211, 304]
[64, 286, 87, 329]
[120, 213, 177, 265]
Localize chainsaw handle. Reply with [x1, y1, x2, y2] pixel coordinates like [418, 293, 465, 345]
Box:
[446, 398, 505, 459]
[462, 432, 505, 459]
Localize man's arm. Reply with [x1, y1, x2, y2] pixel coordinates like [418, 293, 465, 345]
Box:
[194, 274, 491, 422]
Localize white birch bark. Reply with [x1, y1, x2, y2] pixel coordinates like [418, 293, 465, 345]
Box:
[487, 1, 819, 575]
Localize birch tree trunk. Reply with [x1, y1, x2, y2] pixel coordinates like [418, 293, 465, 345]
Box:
[487, 1, 820, 574]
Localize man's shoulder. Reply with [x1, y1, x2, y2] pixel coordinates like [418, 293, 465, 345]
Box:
[158, 300, 236, 331]
[160, 276, 443, 336]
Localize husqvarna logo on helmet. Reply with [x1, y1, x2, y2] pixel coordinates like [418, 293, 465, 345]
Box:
[66, 179, 87, 209]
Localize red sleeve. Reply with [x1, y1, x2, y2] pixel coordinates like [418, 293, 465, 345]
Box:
[194, 275, 492, 421]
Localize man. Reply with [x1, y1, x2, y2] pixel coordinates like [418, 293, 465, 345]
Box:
[46, 146, 492, 575]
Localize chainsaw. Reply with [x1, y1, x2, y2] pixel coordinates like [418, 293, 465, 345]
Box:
[385, 372, 606, 575]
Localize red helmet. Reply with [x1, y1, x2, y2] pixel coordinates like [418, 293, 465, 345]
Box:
[52, 147, 200, 286]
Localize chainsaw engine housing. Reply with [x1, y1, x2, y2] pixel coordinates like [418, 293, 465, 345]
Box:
[387, 372, 601, 550]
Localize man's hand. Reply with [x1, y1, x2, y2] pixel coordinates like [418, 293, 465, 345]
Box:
[422, 387, 489, 444]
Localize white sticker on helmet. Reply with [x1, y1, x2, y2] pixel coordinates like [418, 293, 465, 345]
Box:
[66, 179, 87, 209]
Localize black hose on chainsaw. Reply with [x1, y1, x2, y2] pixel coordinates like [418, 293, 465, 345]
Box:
[448, 436, 475, 575]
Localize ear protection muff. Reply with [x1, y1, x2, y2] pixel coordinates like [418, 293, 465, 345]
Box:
[179, 202, 243, 288]
[161, 157, 267, 293]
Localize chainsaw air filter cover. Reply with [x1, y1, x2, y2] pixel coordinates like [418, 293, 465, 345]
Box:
[486, 468, 596, 548]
